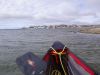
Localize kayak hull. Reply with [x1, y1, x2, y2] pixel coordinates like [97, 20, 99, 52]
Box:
[43, 41, 96, 75]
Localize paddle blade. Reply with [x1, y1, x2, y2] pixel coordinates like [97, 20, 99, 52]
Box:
[16, 52, 47, 75]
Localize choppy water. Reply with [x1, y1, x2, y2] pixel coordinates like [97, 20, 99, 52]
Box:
[0, 28, 100, 75]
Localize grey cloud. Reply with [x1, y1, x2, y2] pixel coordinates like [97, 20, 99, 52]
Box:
[0, 0, 100, 25]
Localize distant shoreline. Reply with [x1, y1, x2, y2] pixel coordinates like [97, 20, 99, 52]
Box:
[80, 28, 100, 34]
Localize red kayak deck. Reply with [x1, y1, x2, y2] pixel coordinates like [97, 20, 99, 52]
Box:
[43, 41, 95, 75]
[68, 52, 95, 75]
[43, 51, 95, 75]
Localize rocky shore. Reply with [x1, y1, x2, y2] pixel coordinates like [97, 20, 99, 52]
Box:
[80, 28, 100, 34]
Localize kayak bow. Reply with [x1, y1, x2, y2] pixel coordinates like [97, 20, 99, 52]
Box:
[43, 41, 96, 75]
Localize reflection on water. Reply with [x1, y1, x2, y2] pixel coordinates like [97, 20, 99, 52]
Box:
[0, 28, 100, 74]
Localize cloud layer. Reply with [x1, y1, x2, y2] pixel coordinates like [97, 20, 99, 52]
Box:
[0, 0, 100, 27]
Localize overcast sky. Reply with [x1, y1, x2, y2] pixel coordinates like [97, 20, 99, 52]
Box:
[0, 0, 100, 28]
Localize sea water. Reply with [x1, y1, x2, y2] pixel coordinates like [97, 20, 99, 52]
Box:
[0, 28, 100, 75]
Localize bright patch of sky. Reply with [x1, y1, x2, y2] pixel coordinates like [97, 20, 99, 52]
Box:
[0, 0, 100, 28]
